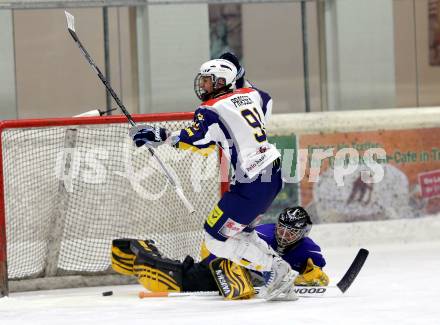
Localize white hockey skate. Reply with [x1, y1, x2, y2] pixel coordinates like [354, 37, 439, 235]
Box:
[258, 256, 298, 301]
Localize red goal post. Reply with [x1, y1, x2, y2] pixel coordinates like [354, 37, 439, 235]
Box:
[0, 112, 228, 297]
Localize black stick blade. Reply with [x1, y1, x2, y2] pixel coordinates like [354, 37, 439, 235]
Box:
[336, 248, 369, 293]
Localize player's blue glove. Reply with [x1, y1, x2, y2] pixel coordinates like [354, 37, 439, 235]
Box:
[129, 124, 169, 148]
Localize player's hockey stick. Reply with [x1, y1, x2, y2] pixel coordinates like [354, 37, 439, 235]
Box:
[74, 107, 117, 117]
[64, 11, 195, 214]
[138, 248, 369, 299]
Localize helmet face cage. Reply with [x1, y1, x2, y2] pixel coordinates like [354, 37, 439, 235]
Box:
[194, 73, 208, 101]
[194, 59, 237, 101]
[276, 207, 312, 249]
[194, 74, 225, 101]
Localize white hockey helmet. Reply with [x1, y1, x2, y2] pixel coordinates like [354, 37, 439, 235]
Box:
[194, 59, 237, 101]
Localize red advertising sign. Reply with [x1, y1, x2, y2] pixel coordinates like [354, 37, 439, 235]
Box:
[419, 170, 440, 198]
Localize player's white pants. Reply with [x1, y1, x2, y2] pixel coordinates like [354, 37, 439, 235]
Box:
[204, 231, 276, 272]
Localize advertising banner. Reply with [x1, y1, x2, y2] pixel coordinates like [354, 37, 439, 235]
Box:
[298, 128, 440, 223]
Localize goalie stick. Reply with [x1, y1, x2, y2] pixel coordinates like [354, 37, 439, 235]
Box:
[64, 11, 195, 214]
[138, 248, 369, 299]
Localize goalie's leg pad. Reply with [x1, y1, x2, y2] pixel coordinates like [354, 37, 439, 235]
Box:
[131, 240, 183, 292]
[111, 239, 136, 276]
[209, 258, 255, 300]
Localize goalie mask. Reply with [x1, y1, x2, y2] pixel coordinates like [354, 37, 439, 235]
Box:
[276, 206, 312, 253]
[194, 59, 237, 101]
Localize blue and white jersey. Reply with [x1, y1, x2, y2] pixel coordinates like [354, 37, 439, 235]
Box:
[174, 88, 280, 179]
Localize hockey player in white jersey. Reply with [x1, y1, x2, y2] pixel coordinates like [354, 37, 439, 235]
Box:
[130, 59, 298, 300]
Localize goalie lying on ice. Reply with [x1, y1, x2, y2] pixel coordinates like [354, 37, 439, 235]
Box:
[111, 206, 329, 299]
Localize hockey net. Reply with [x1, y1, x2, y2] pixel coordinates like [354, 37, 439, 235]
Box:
[0, 112, 224, 296]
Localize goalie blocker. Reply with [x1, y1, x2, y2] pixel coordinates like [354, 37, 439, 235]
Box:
[111, 239, 254, 299]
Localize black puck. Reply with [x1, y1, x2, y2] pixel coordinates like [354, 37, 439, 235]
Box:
[102, 291, 113, 296]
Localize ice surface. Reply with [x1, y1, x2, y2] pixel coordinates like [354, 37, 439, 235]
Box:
[1, 242, 440, 325]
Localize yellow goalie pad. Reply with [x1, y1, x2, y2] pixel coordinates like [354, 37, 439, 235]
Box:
[209, 258, 255, 300]
[294, 258, 330, 286]
[111, 239, 183, 292]
[131, 239, 183, 293]
[133, 264, 182, 293]
[111, 239, 135, 276]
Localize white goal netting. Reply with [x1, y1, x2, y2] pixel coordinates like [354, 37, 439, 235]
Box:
[1, 115, 221, 281]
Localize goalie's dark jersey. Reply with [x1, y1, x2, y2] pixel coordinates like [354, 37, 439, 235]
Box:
[255, 223, 326, 272]
[202, 223, 326, 273]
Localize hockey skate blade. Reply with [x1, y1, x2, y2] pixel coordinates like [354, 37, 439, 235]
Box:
[271, 282, 300, 301]
[270, 292, 299, 301]
[261, 271, 298, 301]
[263, 285, 298, 301]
